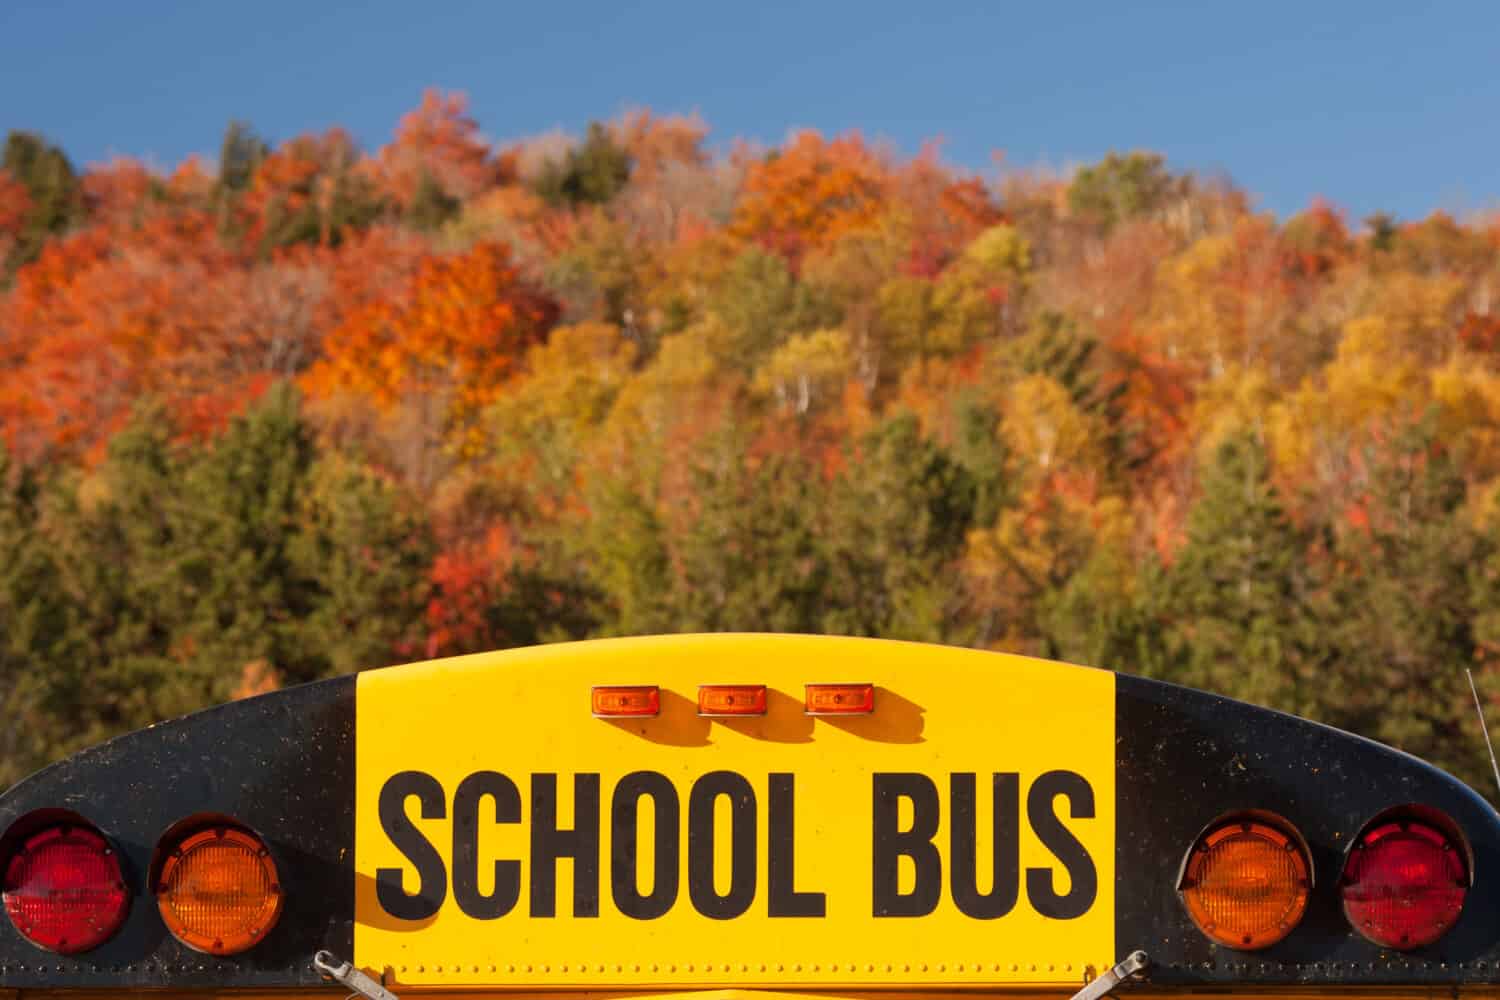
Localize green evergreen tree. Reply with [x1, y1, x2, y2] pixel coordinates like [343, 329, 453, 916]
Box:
[1066, 151, 1182, 232]
[671, 434, 828, 632]
[1330, 420, 1488, 782]
[1011, 312, 1149, 480]
[4, 386, 435, 782]
[40, 404, 207, 752]
[1157, 431, 1326, 711]
[709, 248, 837, 367]
[1040, 540, 1163, 675]
[217, 120, 269, 193]
[406, 170, 460, 232]
[820, 413, 978, 641]
[947, 392, 1014, 530]
[285, 455, 434, 678]
[533, 122, 632, 208]
[2, 130, 82, 266]
[582, 481, 677, 636]
[0, 448, 77, 784]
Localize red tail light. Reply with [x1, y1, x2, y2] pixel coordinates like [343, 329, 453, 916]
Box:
[3, 825, 129, 954]
[1342, 815, 1468, 950]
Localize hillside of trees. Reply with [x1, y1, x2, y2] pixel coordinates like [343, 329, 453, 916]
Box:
[4, 92, 1500, 792]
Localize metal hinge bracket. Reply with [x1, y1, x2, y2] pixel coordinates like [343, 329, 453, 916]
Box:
[1069, 950, 1150, 1000]
[313, 950, 400, 1000]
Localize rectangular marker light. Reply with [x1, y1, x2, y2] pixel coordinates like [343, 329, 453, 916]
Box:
[591, 685, 660, 718]
[805, 683, 875, 715]
[698, 684, 767, 717]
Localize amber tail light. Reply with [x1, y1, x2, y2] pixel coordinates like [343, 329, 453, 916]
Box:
[157, 826, 282, 955]
[1342, 812, 1468, 950]
[2, 824, 129, 954]
[1179, 814, 1311, 950]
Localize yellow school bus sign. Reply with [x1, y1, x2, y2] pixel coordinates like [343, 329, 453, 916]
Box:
[354, 634, 1115, 987]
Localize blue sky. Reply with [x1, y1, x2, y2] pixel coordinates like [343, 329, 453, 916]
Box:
[3, 1, 1497, 222]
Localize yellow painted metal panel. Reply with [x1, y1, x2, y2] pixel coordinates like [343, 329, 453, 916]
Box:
[354, 635, 1114, 989]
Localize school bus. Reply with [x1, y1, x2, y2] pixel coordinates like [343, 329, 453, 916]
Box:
[0, 633, 1494, 998]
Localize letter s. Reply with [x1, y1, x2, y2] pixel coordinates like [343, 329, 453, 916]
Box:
[1025, 770, 1097, 919]
[376, 770, 448, 920]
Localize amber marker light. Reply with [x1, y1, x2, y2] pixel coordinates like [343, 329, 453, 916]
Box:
[591, 685, 660, 718]
[805, 683, 875, 715]
[698, 684, 767, 717]
[157, 827, 282, 955]
[1179, 815, 1311, 950]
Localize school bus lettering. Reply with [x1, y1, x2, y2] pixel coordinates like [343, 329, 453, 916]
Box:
[375, 770, 447, 921]
[1026, 769, 1097, 919]
[611, 770, 679, 919]
[530, 773, 601, 917]
[453, 770, 522, 919]
[872, 771, 1096, 920]
[686, 770, 757, 919]
[375, 767, 1095, 924]
[767, 772, 826, 916]
[951, 771, 1020, 918]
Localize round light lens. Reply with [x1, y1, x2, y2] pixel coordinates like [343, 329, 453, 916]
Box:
[1180, 818, 1310, 950]
[3, 825, 129, 954]
[1342, 819, 1466, 950]
[157, 827, 282, 955]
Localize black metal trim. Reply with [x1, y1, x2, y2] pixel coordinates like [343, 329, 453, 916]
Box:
[1116, 672, 1500, 985]
[0, 675, 354, 989]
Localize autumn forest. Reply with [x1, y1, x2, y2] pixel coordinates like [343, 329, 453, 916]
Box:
[3, 92, 1500, 791]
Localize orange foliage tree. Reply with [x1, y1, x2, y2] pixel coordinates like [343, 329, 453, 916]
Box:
[303, 241, 557, 436]
[374, 89, 508, 212]
[0, 208, 333, 460]
[730, 131, 890, 262]
[0, 168, 32, 267]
